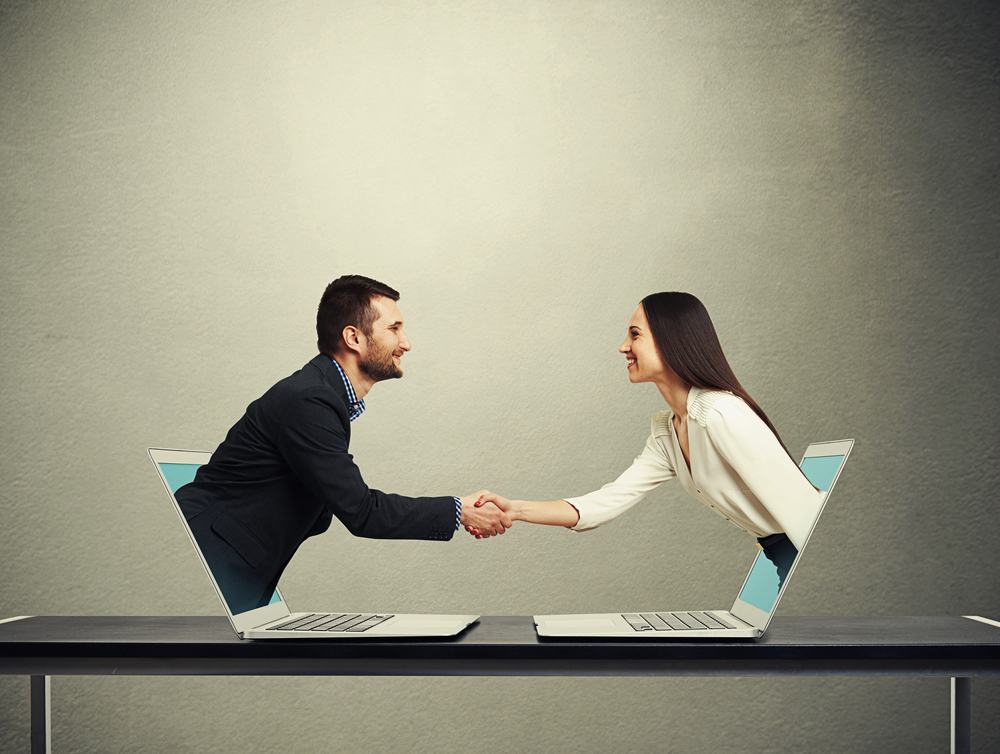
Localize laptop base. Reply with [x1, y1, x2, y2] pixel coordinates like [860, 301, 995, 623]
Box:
[243, 612, 480, 639]
[534, 611, 761, 639]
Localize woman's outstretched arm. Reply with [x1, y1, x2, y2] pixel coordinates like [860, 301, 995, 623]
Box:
[466, 494, 579, 537]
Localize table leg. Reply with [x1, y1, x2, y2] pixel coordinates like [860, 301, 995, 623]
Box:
[30, 675, 51, 754]
[951, 676, 970, 754]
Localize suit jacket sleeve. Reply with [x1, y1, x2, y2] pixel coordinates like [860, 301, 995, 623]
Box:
[276, 386, 456, 541]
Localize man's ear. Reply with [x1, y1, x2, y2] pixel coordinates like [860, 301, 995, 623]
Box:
[342, 326, 364, 356]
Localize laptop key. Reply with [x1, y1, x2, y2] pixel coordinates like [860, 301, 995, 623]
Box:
[280, 615, 336, 631]
[323, 615, 374, 632]
[709, 614, 736, 629]
[655, 613, 690, 630]
[308, 614, 358, 631]
[346, 616, 394, 632]
[270, 614, 320, 630]
[315, 614, 366, 631]
[681, 613, 709, 630]
[640, 613, 672, 630]
[291, 614, 344, 631]
[670, 612, 707, 630]
[693, 612, 729, 629]
[622, 614, 654, 631]
[684, 612, 712, 629]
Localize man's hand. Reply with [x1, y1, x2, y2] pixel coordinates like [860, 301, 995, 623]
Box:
[471, 493, 515, 538]
[459, 490, 513, 538]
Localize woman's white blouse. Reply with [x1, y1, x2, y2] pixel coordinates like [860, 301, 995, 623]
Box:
[566, 387, 823, 551]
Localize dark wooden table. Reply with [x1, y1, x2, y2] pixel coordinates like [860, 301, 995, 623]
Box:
[2, 614, 998, 752]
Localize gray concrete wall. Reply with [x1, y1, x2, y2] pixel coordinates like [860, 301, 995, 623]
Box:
[2, 0, 998, 751]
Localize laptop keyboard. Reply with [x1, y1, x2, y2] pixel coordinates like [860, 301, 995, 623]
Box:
[266, 613, 395, 633]
[622, 611, 738, 632]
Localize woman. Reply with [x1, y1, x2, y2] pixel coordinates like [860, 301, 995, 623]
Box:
[472, 292, 820, 585]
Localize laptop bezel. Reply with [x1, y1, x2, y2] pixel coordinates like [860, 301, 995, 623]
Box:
[150, 447, 480, 639]
[149, 447, 293, 636]
[534, 438, 854, 639]
[728, 438, 854, 632]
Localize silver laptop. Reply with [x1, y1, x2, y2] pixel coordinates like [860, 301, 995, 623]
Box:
[150, 448, 479, 639]
[534, 439, 854, 639]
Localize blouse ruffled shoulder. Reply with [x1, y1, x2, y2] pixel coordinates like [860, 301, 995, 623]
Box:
[687, 388, 744, 428]
[651, 409, 673, 438]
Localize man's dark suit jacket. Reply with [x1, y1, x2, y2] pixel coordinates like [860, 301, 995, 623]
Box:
[175, 354, 456, 615]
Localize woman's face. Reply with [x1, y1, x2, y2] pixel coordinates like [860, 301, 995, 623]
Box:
[619, 304, 667, 384]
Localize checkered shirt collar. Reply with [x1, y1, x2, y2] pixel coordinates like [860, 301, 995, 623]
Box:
[329, 357, 366, 421]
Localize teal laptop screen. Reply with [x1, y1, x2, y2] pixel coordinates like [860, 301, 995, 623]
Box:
[799, 455, 844, 492]
[159, 462, 282, 612]
[160, 463, 199, 495]
[737, 454, 846, 613]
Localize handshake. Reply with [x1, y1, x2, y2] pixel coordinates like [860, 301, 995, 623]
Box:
[458, 491, 515, 539]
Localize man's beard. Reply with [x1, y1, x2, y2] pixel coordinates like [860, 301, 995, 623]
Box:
[359, 339, 403, 382]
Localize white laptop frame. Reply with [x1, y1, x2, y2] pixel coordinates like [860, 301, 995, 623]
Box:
[727, 438, 854, 635]
[149, 447, 478, 639]
[534, 438, 854, 639]
[149, 448, 290, 637]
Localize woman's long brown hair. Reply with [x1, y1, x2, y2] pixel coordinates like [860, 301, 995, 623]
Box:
[640, 291, 796, 463]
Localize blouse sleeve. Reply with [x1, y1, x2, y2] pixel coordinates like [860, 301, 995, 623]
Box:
[702, 399, 822, 551]
[567, 412, 677, 532]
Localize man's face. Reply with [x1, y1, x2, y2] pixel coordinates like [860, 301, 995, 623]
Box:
[358, 296, 411, 382]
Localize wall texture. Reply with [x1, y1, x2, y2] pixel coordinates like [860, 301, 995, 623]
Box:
[2, 0, 998, 751]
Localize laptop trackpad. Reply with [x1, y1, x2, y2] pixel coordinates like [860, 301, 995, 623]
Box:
[377, 619, 468, 635]
[544, 618, 619, 633]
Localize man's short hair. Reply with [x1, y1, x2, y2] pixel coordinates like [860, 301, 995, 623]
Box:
[317, 275, 401, 354]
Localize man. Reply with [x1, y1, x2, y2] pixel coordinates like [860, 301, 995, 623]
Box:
[175, 275, 510, 615]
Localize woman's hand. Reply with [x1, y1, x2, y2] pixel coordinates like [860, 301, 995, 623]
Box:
[465, 493, 516, 538]
[467, 494, 580, 533]
[459, 490, 512, 538]
[477, 492, 515, 512]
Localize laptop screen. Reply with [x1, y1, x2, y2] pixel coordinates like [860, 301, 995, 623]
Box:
[159, 462, 282, 615]
[735, 453, 846, 613]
